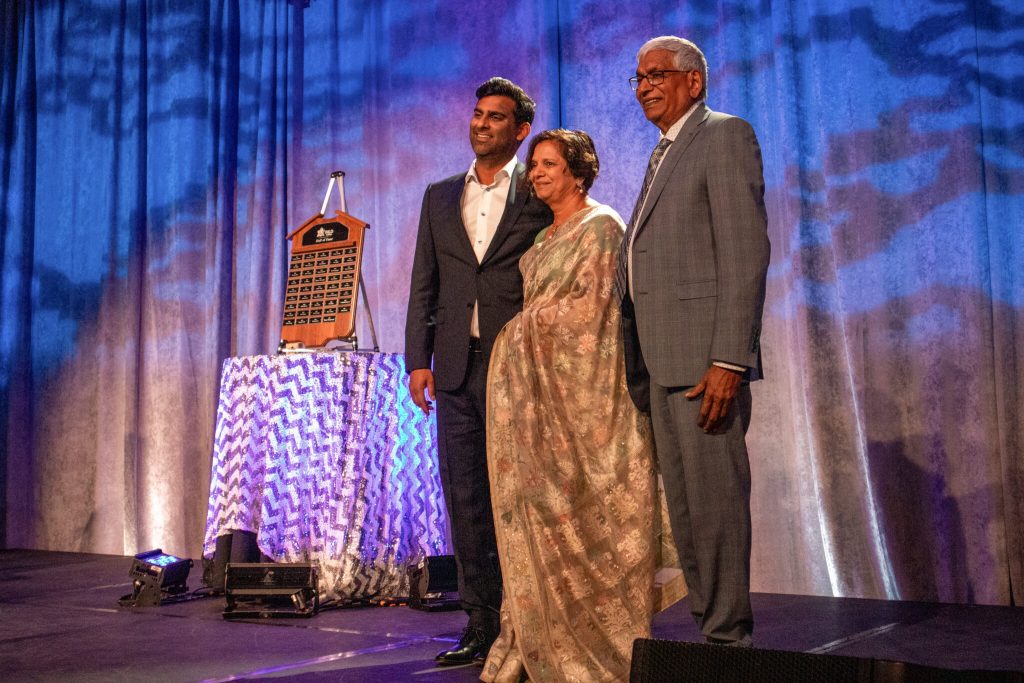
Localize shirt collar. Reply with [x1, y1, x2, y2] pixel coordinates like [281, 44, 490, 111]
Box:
[661, 100, 702, 143]
[465, 155, 519, 186]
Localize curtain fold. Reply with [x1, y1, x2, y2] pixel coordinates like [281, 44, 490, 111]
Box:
[1, 0, 293, 555]
[1, 0, 1021, 605]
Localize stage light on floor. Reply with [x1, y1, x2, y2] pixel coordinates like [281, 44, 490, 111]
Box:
[118, 549, 193, 607]
[222, 562, 319, 619]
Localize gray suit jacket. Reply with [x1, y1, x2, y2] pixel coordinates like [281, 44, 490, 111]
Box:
[622, 102, 769, 403]
[405, 164, 551, 392]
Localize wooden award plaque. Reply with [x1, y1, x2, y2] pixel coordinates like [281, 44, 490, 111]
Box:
[281, 210, 369, 348]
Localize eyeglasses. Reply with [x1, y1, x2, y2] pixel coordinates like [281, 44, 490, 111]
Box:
[628, 69, 688, 91]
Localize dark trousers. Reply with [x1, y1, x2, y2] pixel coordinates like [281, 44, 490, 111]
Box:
[650, 381, 754, 645]
[435, 345, 501, 634]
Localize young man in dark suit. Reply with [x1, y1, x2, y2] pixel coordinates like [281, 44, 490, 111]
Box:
[405, 77, 552, 666]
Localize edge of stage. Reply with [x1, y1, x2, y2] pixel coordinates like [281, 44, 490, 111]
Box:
[1, 549, 1021, 681]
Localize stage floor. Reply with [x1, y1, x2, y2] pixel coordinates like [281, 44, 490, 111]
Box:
[1, 549, 1021, 681]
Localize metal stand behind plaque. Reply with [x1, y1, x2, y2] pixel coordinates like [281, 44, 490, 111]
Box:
[278, 171, 380, 353]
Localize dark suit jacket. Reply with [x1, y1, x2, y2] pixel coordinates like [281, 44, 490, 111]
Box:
[622, 102, 770, 407]
[405, 164, 552, 392]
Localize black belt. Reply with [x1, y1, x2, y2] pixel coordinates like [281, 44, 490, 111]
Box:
[469, 337, 482, 352]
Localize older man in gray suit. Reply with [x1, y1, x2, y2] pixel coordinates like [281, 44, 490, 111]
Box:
[618, 36, 770, 646]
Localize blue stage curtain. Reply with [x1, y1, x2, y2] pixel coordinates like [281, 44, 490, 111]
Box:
[1, 1, 294, 556]
[2, 0, 1022, 606]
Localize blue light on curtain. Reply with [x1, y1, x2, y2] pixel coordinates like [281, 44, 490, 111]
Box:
[1, 0, 293, 555]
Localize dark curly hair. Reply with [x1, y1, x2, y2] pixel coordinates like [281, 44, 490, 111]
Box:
[526, 129, 600, 191]
[475, 77, 536, 125]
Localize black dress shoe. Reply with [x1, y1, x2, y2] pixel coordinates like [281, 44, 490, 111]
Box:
[436, 627, 494, 666]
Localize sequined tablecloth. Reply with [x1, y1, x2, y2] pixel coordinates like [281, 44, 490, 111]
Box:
[202, 352, 449, 600]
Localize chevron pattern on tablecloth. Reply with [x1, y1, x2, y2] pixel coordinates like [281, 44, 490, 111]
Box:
[203, 352, 449, 600]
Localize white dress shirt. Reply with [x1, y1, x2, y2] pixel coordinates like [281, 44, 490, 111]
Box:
[462, 155, 519, 338]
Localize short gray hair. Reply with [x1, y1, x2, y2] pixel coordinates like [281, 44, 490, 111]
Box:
[637, 36, 708, 100]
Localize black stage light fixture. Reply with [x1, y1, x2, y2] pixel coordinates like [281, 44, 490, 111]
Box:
[118, 548, 193, 607]
[223, 562, 319, 619]
[407, 555, 460, 611]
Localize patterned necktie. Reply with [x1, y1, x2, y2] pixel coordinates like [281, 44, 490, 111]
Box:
[615, 137, 673, 300]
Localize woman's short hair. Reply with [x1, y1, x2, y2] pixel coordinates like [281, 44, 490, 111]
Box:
[526, 129, 600, 191]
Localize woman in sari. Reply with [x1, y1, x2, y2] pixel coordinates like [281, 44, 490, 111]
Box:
[481, 129, 667, 683]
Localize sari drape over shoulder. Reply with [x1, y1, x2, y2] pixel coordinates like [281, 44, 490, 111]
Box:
[482, 204, 675, 683]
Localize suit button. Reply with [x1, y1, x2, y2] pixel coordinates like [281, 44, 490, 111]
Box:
[476, 266, 483, 274]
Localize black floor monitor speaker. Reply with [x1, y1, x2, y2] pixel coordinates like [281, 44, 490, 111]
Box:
[407, 554, 460, 611]
[204, 529, 261, 593]
[630, 639, 1024, 683]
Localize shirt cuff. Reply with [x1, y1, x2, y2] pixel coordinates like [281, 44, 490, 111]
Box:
[712, 360, 747, 373]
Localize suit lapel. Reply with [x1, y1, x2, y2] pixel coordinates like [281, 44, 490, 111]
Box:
[440, 175, 478, 262]
[634, 103, 710, 234]
[480, 162, 529, 265]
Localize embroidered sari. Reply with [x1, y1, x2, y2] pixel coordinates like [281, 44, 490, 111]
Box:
[482, 204, 680, 683]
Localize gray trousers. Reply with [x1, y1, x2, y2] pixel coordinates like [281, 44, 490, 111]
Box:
[650, 381, 754, 645]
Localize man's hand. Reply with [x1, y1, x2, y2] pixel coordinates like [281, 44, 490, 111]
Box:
[685, 365, 742, 433]
[409, 368, 436, 416]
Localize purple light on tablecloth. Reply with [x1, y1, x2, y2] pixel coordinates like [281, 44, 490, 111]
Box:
[203, 352, 448, 599]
